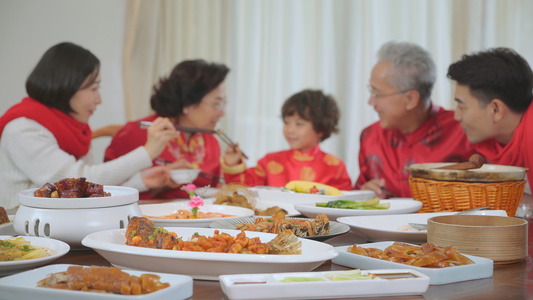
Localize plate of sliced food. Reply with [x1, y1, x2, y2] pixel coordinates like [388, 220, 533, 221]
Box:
[333, 241, 493, 285]
[0, 264, 193, 300]
[209, 212, 350, 241]
[81, 216, 338, 280]
[0, 235, 70, 276]
[294, 198, 423, 220]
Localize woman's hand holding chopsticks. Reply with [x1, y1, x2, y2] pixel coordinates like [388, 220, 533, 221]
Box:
[144, 117, 179, 159]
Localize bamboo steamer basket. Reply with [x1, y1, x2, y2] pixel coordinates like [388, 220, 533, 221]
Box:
[406, 163, 528, 216]
[427, 215, 527, 264]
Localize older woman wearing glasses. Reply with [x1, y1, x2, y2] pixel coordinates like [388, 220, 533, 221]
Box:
[105, 59, 230, 200]
[354, 41, 476, 199]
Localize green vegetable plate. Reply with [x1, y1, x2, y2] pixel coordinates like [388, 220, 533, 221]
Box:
[294, 198, 423, 220]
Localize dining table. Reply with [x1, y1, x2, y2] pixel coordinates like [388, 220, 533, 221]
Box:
[53, 232, 533, 299]
[19, 197, 533, 299]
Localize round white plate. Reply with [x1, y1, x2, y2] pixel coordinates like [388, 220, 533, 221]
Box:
[140, 203, 255, 227]
[337, 210, 508, 243]
[81, 227, 339, 280]
[257, 189, 375, 205]
[0, 235, 70, 276]
[170, 169, 201, 184]
[209, 217, 350, 241]
[19, 186, 138, 209]
[294, 199, 423, 220]
[0, 216, 16, 236]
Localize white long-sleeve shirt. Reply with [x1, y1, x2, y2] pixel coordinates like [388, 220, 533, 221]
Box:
[0, 117, 153, 213]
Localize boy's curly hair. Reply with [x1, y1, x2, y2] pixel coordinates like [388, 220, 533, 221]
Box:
[281, 89, 340, 141]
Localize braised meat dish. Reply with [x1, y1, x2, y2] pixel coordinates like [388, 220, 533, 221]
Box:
[34, 177, 110, 198]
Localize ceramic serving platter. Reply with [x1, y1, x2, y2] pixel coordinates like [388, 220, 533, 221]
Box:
[333, 241, 493, 285]
[209, 216, 350, 241]
[219, 269, 430, 299]
[294, 199, 423, 220]
[82, 227, 339, 280]
[0, 264, 193, 300]
[140, 203, 255, 227]
[336, 210, 508, 243]
[0, 235, 70, 276]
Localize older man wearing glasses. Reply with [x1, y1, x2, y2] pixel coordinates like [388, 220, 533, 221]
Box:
[354, 41, 476, 198]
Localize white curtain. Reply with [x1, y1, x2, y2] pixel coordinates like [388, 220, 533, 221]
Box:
[123, 0, 533, 184]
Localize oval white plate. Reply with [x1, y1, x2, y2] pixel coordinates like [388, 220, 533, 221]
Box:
[209, 216, 350, 241]
[140, 203, 255, 227]
[82, 227, 339, 280]
[337, 210, 508, 243]
[294, 199, 423, 220]
[0, 235, 70, 276]
[0, 264, 193, 300]
[333, 242, 493, 285]
[257, 189, 375, 205]
[170, 169, 201, 184]
[19, 186, 138, 209]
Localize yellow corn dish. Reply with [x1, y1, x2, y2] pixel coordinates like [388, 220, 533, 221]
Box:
[0, 237, 52, 262]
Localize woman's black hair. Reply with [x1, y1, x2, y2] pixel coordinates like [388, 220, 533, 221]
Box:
[26, 42, 100, 114]
[150, 59, 230, 118]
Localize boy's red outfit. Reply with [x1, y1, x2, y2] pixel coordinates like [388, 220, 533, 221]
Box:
[222, 144, 352, 190]
[354, 105, 476, 197]
[104, 114, 221, 199]
[475, 103, 533, 184]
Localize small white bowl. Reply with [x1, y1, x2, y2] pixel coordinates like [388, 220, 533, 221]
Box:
[170, 169, 201, 184]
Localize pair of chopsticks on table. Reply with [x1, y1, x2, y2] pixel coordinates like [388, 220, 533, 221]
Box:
[138, 121, 248, 159]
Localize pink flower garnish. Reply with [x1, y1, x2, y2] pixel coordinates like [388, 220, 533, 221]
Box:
[188, 196, 204, 208]
[184, 184, 197, 192]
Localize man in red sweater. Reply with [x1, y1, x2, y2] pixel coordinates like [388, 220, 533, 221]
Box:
[447, 47, 533, 198]
[355, 42, 476, 198]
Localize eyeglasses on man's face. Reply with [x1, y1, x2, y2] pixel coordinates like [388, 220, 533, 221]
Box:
[367, 84, 412, 99]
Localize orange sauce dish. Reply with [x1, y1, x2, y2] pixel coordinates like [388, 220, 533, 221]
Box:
[144, 210, 235, 219]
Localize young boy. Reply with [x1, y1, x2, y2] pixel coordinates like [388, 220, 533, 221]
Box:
[221, 89, 352, 190]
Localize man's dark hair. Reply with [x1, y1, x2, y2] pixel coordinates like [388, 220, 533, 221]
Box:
[447, 48, 533, 113]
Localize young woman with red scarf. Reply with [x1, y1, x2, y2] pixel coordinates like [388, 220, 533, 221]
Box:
[0, 42, 179, 213]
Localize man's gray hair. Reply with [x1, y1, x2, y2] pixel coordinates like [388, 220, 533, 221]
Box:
[377, 41, 436, 102]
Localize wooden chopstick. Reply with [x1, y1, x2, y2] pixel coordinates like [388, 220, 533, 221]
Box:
[138, 121, 247, 160]
[216, 130, 248, 159]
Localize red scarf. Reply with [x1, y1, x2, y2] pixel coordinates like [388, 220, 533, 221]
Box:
[0, 97, 91, 159]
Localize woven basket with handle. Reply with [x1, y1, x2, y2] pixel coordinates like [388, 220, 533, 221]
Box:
[409, 177, 526, 217]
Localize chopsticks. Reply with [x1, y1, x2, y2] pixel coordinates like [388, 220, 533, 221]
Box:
[215, 129, 248, 159]
[138, 121, 248, 159]
[138, 121, 215, 134]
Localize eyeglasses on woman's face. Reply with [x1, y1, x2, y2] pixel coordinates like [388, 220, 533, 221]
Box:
[202, 100, 226, 112]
